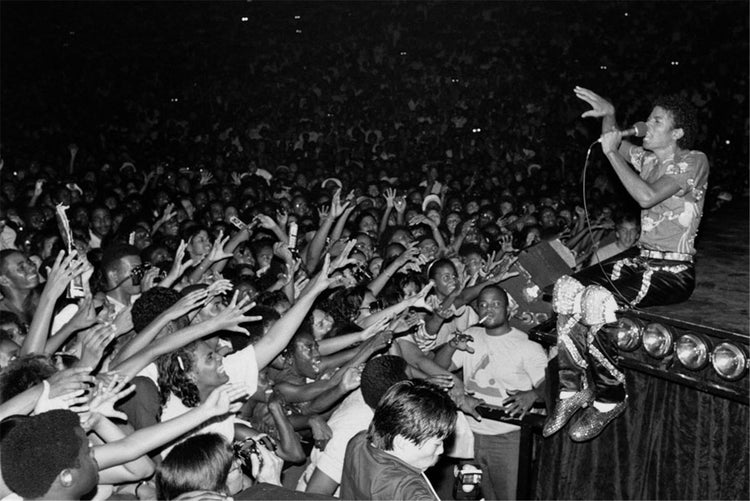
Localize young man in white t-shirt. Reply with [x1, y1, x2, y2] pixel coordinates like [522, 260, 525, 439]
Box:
[435, 285, 547, 500]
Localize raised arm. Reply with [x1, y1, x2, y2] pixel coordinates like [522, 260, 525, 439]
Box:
[367, 243, 420, 298]
[93, 384, 248, 469]
[329, 191, 355, 243]
[601, 132, 681, 208]
[22, 251, 87, 356]
[304, 195, 339, 273]
[357, 282, 434, 329]
[150, 203, 176, 237]
[253, 255, 343, 370]
[317, 317, 389, 356]
[0, 367, 95, 421]
[158, 240, 195, 289]
[110, 288, 208, 366]
[410, 214, 447, 252]
[379, 188, 397, 237]
[254, 213, 289, 245]
[112, 293, 259, 381]
[574, 86, 617, 134]
[44, 295, 98, 355]
[207, 231, 235, 275]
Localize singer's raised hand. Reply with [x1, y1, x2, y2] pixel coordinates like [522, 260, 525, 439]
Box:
[574, 86, 615, 118]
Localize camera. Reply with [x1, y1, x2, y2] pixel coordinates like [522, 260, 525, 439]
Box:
[351, 265, 372, 283]
[233, 437, 262, 471]
[129, 263, 153, 286]
[453, 463, 482, 500]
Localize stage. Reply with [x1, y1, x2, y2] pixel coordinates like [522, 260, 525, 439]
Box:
[532, 196, 750, 500]
[645, 195, 749, 335]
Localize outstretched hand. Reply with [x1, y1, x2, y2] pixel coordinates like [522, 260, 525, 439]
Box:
[44, 250, 88, 299]
[574, 86, 615, 118]
[202, 383, 250, 417]
[209, 292, 262, 335]
[449, 331, 475, 353]
[331, 239, 358, 271]
[164, 240, 195, 285]
[86, 374, 135, 421]
[207, 231, 233, 263]
[330, 188, 351, 219]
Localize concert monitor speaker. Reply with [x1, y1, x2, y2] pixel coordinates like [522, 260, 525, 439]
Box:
[504, 240, 572, 330]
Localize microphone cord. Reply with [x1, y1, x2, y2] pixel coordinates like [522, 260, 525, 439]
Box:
[581, 140, 631, 308]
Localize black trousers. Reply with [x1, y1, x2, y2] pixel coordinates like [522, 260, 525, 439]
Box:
[576, 248, 696, 307]
[556, 250, 695, 403]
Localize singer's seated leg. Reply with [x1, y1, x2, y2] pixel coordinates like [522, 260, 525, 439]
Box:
[577, 256, 695, 308]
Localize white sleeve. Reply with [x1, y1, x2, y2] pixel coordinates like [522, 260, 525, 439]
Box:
[523, 342, 549, 387]
[224, 345, 259, 395]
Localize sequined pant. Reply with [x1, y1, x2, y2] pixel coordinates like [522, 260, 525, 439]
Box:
[557, 314, 627, 404]
[577, 249, 695, 307]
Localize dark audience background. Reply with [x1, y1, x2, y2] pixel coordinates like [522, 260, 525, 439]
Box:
[1, 1, 747, 204]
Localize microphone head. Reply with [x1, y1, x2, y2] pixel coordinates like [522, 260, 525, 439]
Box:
[633, 121, 648, 137]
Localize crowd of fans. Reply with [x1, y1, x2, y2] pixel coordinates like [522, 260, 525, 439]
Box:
[0, 1, 746, 500]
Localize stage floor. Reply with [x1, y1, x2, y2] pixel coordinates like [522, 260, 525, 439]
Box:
[643, 196, 749, 335]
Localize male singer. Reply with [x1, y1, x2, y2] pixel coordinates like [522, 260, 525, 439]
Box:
[573, 86, 709, 307]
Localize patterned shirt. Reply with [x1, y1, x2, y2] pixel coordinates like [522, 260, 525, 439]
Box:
[627, 145, 709, 255]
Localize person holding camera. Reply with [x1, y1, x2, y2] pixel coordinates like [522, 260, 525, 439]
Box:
[340, 380, 457, 501]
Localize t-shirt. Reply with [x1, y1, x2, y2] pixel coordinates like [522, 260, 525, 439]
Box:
[224, 344, 260, 396]
[117, 375, 161, 431]
[340, 431, 439, 501]
[626, 145, 709, 255]
[297, 390, 374, 494]
[452, 327, 547, 436]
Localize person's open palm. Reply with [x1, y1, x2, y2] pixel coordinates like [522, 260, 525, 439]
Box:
[574, 86, 615, 118]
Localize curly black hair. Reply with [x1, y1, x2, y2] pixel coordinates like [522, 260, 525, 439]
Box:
[360, 355, 408, 409]
[653, 94, 699, 149]
[0, 354, 56, 403]
[157, 343, 201, 409]
[1, 410, 83, 498]
[131, 286, 182, 333]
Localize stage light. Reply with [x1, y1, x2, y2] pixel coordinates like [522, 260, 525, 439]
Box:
[241, 17, 248, 22]
[612, 317, 642, 351]
[642, 323, 673, 358]
[675, 334, 709, 370]
[528, 308, 749, 404]
[711, 343, 748, 380]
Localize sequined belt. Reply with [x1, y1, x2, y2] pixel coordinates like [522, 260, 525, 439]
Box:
[611, 256, 691, 306]
[640, 249, 693, 263]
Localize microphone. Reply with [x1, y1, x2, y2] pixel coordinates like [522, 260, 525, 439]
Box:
[598, 121, 647, 143]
